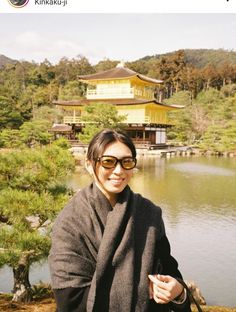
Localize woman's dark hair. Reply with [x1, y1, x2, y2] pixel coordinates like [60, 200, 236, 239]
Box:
[87, 128, 136, 170]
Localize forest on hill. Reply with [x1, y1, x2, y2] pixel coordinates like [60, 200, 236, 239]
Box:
[0, 48, 236, 152]
[141, 48, 236, 69]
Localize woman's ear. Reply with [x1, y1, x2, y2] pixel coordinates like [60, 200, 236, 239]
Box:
[85, 160, 94, 176]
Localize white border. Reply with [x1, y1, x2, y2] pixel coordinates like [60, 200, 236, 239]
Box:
[1, 0, 236, 13]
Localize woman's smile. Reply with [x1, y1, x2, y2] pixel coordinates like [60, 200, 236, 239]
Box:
[108, 177, 125, 185]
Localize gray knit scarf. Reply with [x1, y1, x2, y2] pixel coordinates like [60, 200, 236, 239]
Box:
[49, 183, 179, 312]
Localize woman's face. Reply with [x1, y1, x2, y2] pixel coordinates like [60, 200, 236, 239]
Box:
[91, 141, 135, 205]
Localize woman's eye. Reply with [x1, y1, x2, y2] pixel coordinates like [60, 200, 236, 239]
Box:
[103, 158, 115, 165]
[105, 159, 113, 163]
[123, 159, 132, 164]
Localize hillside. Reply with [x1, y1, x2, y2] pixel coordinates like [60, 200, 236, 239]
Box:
[0, 54, 17, 68]
[184, 49, 236, 68]
[141, 48, 236, 68]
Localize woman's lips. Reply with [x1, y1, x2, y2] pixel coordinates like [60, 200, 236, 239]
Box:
[108, 178, 124, 185]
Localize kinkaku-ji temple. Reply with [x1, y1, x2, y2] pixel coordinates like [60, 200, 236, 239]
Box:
[51, 62, 183, 148]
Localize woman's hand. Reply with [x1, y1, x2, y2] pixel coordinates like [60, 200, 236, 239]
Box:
[148, 274, 184, 304]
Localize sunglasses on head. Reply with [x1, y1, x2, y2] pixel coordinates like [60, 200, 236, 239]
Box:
[95, 155, 137, 170]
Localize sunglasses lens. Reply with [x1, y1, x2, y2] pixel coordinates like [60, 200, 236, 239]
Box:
[98, 156, 136, 170]
[100, 157, 117, 169]
[122, 158, 136, 170]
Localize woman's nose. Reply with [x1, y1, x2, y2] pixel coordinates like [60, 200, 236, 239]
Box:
[113, 162, 123, 173]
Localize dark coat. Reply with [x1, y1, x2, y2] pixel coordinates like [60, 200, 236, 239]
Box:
[49, 183, 191, 312]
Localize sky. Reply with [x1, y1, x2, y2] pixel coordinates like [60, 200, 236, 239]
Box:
[0, 14, 236, 65]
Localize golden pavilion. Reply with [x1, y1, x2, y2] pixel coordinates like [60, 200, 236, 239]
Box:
[52, 62, 182, 147]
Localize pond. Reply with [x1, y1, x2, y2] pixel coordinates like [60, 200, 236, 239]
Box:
[1, 156, 236, 307]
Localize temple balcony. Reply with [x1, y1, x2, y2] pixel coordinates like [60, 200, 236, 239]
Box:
[63, 115, 151, 125]
[120, 115, 151, 124]
[63, 116, 82, 124]
[86, 87, 154, 100]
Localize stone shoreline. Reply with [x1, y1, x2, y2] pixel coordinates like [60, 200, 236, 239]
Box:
[136, 147, 236, 158]
[69, 145, 236, 159]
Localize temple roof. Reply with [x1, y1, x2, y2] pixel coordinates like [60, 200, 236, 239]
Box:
[53, 98, 183, 109]
[78, 63, 163, 85]
[49, 124, 72, 132]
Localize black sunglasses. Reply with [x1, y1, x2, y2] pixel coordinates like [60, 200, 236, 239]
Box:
[96, 155, 137, 170]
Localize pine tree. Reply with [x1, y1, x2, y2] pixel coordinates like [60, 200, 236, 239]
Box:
[0, 146, 75, 302]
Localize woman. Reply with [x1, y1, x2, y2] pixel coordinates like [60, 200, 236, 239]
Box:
[49, 129, 191, 312]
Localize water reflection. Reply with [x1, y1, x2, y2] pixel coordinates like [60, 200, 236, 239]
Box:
[171, 161, 236, 176]
[132, 157, 236, 216]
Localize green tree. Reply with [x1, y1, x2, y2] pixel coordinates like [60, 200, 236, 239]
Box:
[0, 95, 23, 130]
[32, 105, 60, 124]
[0, 129, 21, 148]
[199, 121, 236, 153]
[221, 120, 236, 151]
[0, 146, 75, 193]
[165, 91, 193, 143]
[54, 55, 94, 85]
[58, 80, 85, 100]
[29, 59, 55, 86]
[0, 146, 75, 302]
[166, 88, 236, 149]
[221, 83, 236, 97]
[19, 120, 52, 147]
[78, 103, 126, 143]
[94, 59, 119, 72]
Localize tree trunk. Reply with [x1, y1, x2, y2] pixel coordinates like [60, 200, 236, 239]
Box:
[12, 254, 32, 302]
